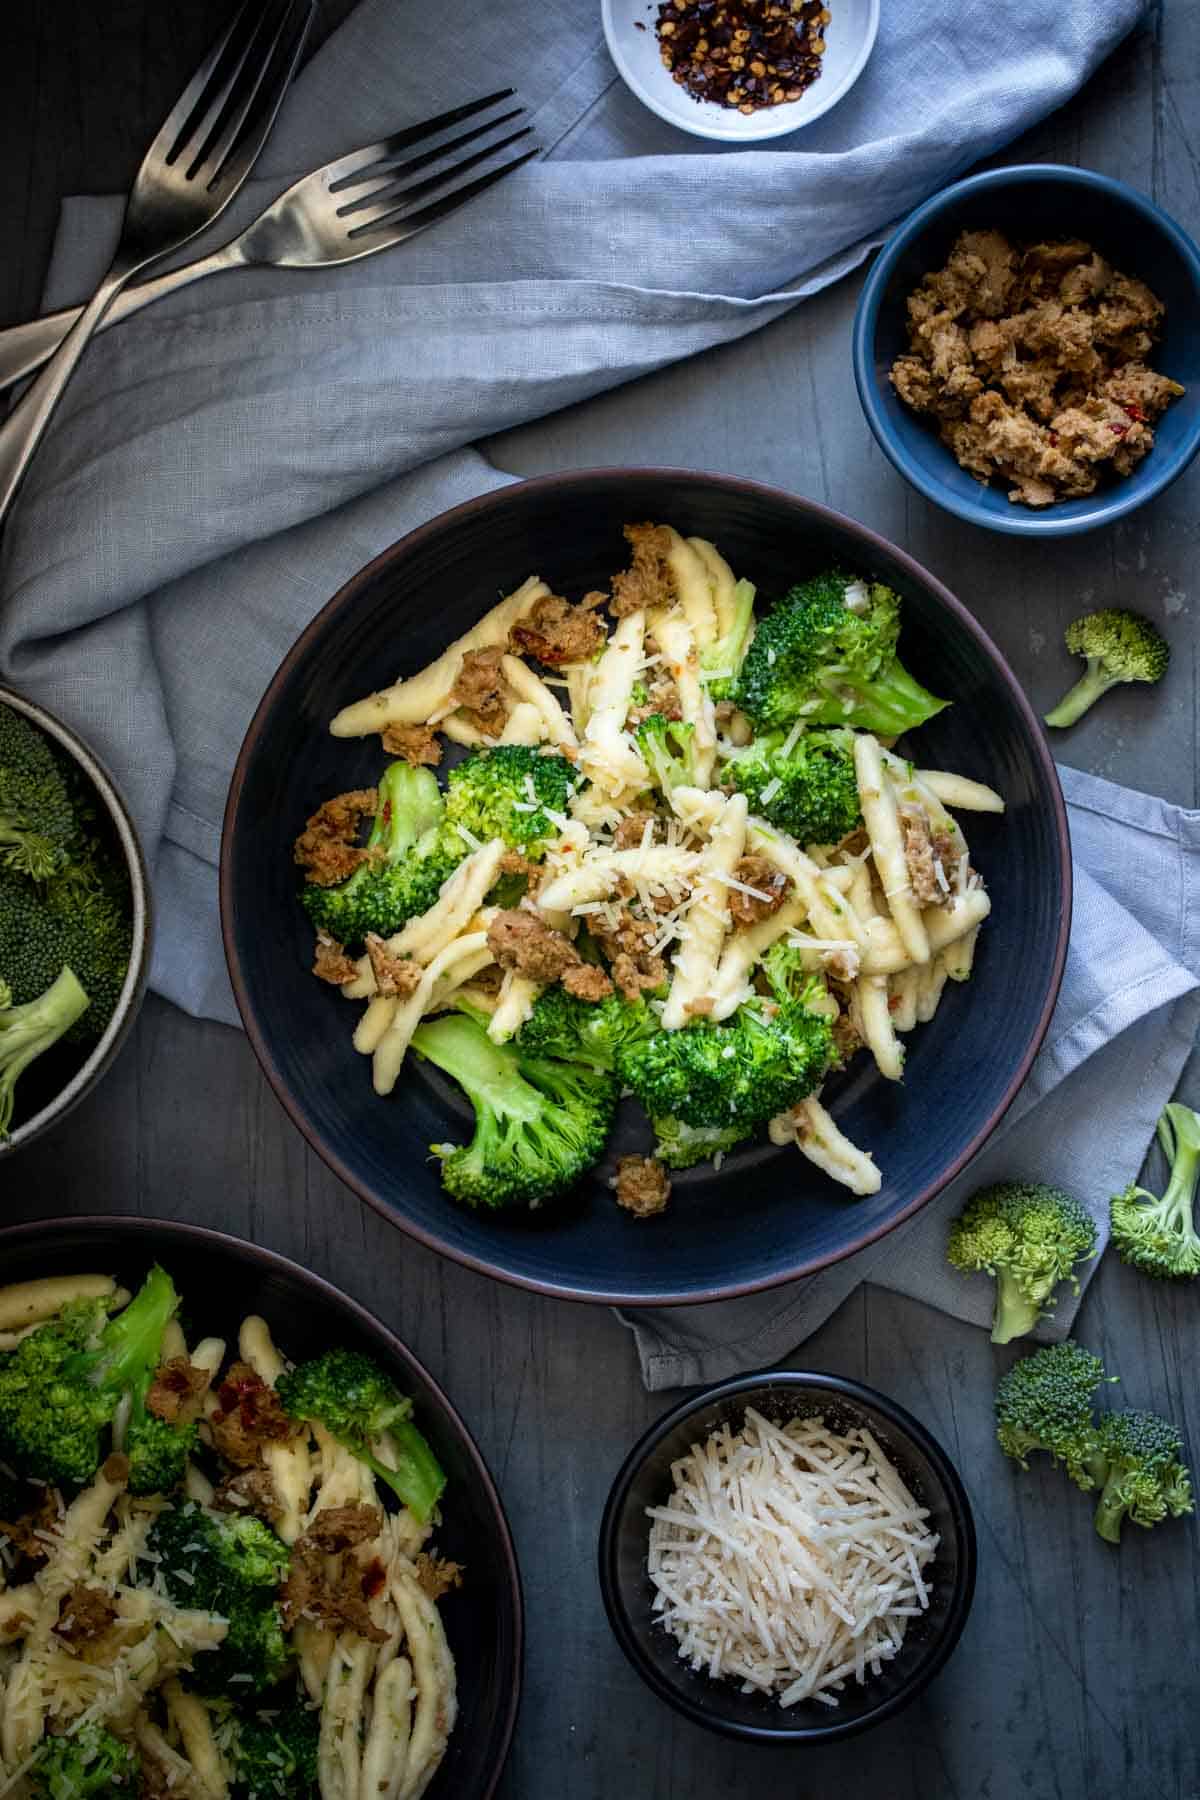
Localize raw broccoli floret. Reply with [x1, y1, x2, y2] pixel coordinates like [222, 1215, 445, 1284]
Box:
[994, 1341, 1111, 1487]
[1044, 609, 1170, 729]
[1085, 1410, 1193, 1544]
[411, 1010, 618, 1211]
[148, 1504, 291, 1693]
[514, 986, 658, 1071]
[724, 725, 861, 845]
[734, 572, 947, 736]
[946, 1180, 1099, 1344]
[29, 1722, 139, 1797]
[228, 1696, 320, 1798]
[0, 964, 89, 1138]
[0, 703, 78, 881]
[277, 1348, 445, 1524]
[636, 715, 698, 794]
[700, 578, 757, 702]
[652, 1115, 754, 1170]
[302, 761, 457, 948]
[1110, 1101, 1200, 1280]
[442, 745, 577, 855]
[617, 996, 833, 1137]
[0, 1267, 180, 1488]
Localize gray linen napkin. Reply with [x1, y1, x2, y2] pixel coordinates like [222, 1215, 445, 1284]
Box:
[0, 0, 1145, 1017]
[620, 767, 1200, 1388]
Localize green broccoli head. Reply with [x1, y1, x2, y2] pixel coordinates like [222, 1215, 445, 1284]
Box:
[994, 1340, 1111, 1487]
[617, 997, 833, 1136]
[302, 761, 457, 948]
[125, 1409, 198, 1499]
[229, 1696, 320, 1798]
[277, 1348, 445, 1524]
[0, 1268, 179, 1487]
[724, 725, 862, 845]
[1088, 1409, 1193, 1544]
[734, 571, 946, 736]
[1044, 609, 1170, 729]
[0, 703, 79, 882]
[946, 1181, 1099, 1344]
[1110, 1101, 1200, 1280]
[412, 1010, 618, 1213]
[442, 746, 577, 856]
[652, 1114, 754, 1170]
[514, 986, 658, 1071]
[636, 715, 698, 795]
[148, 1504, 291, 1694]
[699, 578, 757, 702]
[29, 1721, 139, 1798]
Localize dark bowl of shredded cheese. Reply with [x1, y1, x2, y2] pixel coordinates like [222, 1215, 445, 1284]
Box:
[602, 0, 878, 141]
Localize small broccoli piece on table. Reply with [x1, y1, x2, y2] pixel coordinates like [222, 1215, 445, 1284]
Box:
[1110, 1101, 1200, 1280]
[514, 986, 658, 1071]
[0, 1266, 180, 1487]
[29, 1721, 139, 1797]
[724, 725, 862, 845]
[617, 995, 833, 1138]
[1044, 609, 1169, 729]
[0, 963, 89, 1138]
[734, 571, 947, 736]
[1085, 1409, 1193, 1544]
[946, 1180, 1098, 1344]
[652, 1115, 754, 1170]
[277, 1347, 445, 1524]
[635, 714, 698, 795]
[442, 745, 577, 856]
[411, 1010, 618, 1212]
[994, 1341, 1111, 1487]
[0, 703, 79, 881]
[148, 1504, 291, 1693]
[700, 577, 757, 702]
[229, 1696, 320, 1798]
[302, 761, 457, 948]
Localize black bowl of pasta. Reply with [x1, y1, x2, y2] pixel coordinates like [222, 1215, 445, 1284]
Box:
[221, 468, 1071, 1306]
[0, 1215, 523, 1798]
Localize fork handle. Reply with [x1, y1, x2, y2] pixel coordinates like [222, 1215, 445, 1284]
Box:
[0, 243, 244, 397]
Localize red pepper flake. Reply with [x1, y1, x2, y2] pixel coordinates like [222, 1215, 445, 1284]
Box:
[1123, 403, 1144, 422]
[653, 0, 830, 113]
[1109, 422, 1129, 436]
[361, 1558, 387, 1600]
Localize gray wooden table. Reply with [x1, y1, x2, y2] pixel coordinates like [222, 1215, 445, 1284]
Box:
[3, 6, 1198, 1797]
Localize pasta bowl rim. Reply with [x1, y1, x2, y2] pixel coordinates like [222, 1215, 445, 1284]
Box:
[597, 1367, 977, 1742]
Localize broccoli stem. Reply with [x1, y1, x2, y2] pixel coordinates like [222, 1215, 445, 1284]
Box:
[811, 662, 947, 736]
[0, 964, 89, 1135]
[68, 1263, 177, 1398]
[991, 1270, 1043, 1345]
[1044, 660, 1116, 729]
[1154, 1102, 1200, 1244]
[1092, 1475, 1128, 1544]
[363, 1420, 446, 1523]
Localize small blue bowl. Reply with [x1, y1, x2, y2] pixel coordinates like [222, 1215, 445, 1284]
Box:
[852, 165, 1200, 536]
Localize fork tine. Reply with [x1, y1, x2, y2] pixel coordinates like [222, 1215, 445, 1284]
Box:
[178, 0, 295, 180]
[341, 129, 534, 232]
[198, 0, 313, 188]
[147, 0, 264, 165]
[323, 90, 518, 189]
[335, 112, 527, 213]
[347, 147, 539, 244]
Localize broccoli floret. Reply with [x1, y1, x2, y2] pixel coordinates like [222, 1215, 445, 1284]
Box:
[411, 1010, 618, 1211]
[724, 725, 862, 845]
[0, 964, 89, 1138]
[0, 703, 79, 881]
[1085, 1410, 1193, 1544]
[148, 1505, 291, 1693]
[652, 1115, 754, 1170]
[994, 1341, 1111, 1487]
[617, 996, 833, 1137]
[302, 761, 456, 948]
[229, 1696, 319, 1798]
[700, 578, 757, 702]
[636, 714, 698, 794]
[442, 746, 577, 856]
[1044, 609, 1170, 729]
[514, 986, 658, 1071]
[734, 572, 947, 736]
[1110, 1101, 1200, 1280]
[946, 1181, 1099, 1344]
[29, 1722, 139, 1797]
[277, 1348, 445, 1524]
[0, 1267, 180, 1487]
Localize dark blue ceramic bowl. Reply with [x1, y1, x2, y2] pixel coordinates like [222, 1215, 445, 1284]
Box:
[221, 469, 1070, 1305]
[853, 165, 1200, 536]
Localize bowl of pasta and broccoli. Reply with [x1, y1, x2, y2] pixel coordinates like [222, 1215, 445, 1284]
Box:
[0, 1214, 523, 1799]
[221, 468, 1071, 1306]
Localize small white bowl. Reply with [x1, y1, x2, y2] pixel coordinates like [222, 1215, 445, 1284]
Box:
[601, 0, 879, 142]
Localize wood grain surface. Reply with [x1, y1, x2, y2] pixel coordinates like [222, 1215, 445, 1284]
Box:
[2, 4, 1198, 1797]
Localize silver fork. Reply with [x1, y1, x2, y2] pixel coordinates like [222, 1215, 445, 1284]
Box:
[0, 94, 538, 397]
[0, 0, 312, 527]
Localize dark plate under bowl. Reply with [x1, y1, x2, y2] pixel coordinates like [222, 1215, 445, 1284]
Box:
[598, 1371, 976, 1742]
[0, 1216, 523, 1799]
[221, 468, 1070, 1305]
